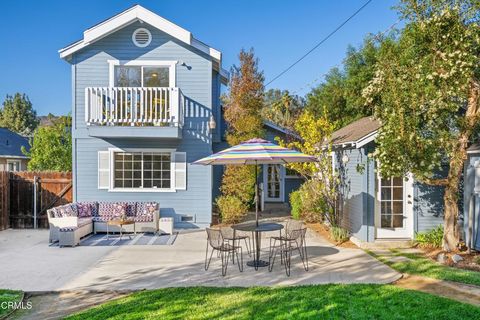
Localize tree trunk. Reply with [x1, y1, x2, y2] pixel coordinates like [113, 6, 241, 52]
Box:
[442, 81, 480, 251]
[442, 158, 462, 251]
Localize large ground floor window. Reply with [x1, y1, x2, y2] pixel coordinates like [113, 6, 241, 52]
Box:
[114, 152, 171, 189]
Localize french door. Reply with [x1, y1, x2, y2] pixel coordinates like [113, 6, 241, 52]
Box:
[376, 174, 414, 238]
[263, 164, 284, 202]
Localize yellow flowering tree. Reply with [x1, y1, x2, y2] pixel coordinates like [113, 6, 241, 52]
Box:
[278, 111, 340, 225]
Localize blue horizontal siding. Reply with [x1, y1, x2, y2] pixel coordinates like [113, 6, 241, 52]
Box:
[70, 21, 216, 227]
[75, 134, 212, 226]
[336, 147, 371, 242]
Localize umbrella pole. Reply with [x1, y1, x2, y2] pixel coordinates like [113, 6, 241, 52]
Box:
[255, 161, 258, 227]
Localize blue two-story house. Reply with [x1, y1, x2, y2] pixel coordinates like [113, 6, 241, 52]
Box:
[60, 5, 301, 228]
[59, 5, 229, 228]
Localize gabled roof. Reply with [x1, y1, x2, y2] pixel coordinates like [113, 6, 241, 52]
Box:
[0, 128, 30, 159]
[263, 121, 301, 140]
[59, 5, 228, 81]
[330, 116, 380, 149]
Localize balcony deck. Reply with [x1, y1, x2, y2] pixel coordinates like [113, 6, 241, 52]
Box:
[85, 87, 184, 138]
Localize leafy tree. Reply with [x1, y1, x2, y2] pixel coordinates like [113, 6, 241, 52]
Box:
[363, 0, 480, 251]
[0, 93, 39, 135]
[278, 111, 339, 225]
[217, 49, 265, 221]
[23, 115, 72, 171]
[262, 89, 305, 129]
[306, 36, 387, 129]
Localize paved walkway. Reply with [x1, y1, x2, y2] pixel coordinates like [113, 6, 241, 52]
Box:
[0, 228, 400, 292]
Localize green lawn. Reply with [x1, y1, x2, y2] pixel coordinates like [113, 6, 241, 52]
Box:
[0, 289, 23, 318]
[368, 249, 480, 286]
[66, 285, 480, 320]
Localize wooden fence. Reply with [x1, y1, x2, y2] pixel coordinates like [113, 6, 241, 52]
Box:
[0, 171, 72, 229]
[0, 171, 8, 231]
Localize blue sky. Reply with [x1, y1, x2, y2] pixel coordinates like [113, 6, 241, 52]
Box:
[0, 0, 399, 116]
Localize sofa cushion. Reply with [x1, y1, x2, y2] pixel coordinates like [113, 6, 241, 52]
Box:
[98, 202, 127, 219]
[59, 226, 78, 232]
[76, 202, 98, 218]
[136, 202, 158, 216]
[91, 216, 110, 222]
[78, 218, 93, 228]
[125, 202, 137, 217]
[133, 214, 154, 223]
[54, 204, 77, 218]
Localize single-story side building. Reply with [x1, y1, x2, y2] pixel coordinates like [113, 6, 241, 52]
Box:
[331, 117, 445, 245]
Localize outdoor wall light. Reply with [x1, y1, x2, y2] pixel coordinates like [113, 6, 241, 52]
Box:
[341, 154, 349, 164]
[208, 115, 217, 130]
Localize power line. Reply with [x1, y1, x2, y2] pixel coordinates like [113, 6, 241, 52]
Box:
[265, 0, 373, 87]
[291, 18, 400, 95]
[263, 17, 400, 114]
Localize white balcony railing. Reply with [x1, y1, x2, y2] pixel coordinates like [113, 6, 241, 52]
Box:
[85, 87, 184, 126]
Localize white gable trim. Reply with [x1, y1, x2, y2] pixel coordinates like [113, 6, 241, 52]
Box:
[355, 130, 378, 149]
[59, 5, 222, 63]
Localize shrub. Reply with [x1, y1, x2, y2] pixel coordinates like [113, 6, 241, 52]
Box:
[220, 165, 256, 206]
[330, 226, 349, 243]
[415, 225, 443, 248]
[297, 180, 329, 223]
[290, 190, 303, 220]
[216, 195, 248, 224]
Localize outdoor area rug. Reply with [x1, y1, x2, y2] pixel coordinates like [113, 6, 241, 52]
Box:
[50, 232, 177, 247]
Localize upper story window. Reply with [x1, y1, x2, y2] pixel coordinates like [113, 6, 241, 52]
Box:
[132, 28, 152, 47]
[108, 60, 177, 88]
[114, 66, 169, 87]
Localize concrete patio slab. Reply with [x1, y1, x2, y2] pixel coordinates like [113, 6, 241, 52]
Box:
[0, 228, 401, 292]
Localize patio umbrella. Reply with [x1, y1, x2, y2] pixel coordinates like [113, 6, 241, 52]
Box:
[193, 138, 316, 226]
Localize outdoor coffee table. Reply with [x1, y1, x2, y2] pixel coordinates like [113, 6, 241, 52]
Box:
[106, 219, 136, 240]
[232, 222, 283, 270]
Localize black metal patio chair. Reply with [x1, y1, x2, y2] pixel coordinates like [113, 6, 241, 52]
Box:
[269, 220, 304, 259]
[220, 226, 251, 258]
[205, 228, 243, 276]
[269, 227, 308, 276]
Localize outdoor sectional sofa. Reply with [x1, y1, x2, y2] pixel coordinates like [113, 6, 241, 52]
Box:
[47, 201, 166, 246]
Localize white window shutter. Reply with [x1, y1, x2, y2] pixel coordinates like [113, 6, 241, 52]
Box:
[98, 151, 110, 189]
[174, 152, 187, 190]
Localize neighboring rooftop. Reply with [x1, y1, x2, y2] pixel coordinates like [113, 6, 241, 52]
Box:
[0, 128, 30, 158]
[330, 116, 380, 148]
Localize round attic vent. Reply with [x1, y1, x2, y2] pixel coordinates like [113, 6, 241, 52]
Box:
[132, 28, 152, 47]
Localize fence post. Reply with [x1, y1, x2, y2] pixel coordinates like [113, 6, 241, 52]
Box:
[33, 176, 38, 229]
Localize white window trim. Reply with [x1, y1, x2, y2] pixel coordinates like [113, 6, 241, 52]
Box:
[6, 159, 21, 172]
[108, 147, 177, 193]
[108, 60, 177, 88]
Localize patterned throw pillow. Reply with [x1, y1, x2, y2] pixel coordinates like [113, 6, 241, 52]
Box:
[138, 202, 158, 216]
[77, 203, 92, 218]
[55, 204, 77, 218]
[112, 203, 127, 218]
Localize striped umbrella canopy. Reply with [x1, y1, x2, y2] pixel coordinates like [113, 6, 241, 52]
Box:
[193, 138, 316, 165]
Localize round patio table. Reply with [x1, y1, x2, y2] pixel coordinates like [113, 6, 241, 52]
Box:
[232, 222, 283, 270]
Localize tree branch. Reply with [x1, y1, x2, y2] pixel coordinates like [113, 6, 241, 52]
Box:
[416, 177, 449, 186]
